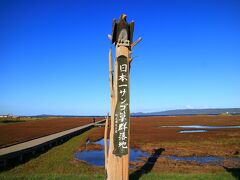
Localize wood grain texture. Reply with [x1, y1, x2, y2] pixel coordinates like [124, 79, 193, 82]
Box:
[104, 114, 109, 169]
[106, 45, 130, 180]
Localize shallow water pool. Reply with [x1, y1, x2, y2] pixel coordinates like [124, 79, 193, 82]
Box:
[166, 155, 240, 165]
[161, 125, 240, 129]
[179, 130, 208, 133]
[74, 139, 149, 166]
[74, 139, 240, 167]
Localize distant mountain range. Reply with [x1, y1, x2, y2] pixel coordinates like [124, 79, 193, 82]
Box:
[131, 108, 240, 116]
[24, 108, 240, 117]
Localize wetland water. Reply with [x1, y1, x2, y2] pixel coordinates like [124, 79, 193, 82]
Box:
[74, 139, 149, 166]
[161, 125, 240, 129]
[161, 125, 240, 133]
[179, 130, 208, 133]
[167, 155, 240, 165]
[74, 139, 240, 167]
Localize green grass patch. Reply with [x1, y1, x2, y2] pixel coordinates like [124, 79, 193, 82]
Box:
[0, 174, 104, 180]
[0, 128, 237, 180]
[139, 172, 236, 180]
[0, 172, 235, 180]
[0, 129, 104, 178]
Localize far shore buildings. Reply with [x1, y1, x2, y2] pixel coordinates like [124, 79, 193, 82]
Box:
[0, 114, 18, 118]
[0, 115, 8, 118]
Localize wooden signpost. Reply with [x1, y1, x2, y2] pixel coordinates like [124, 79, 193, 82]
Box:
[104, 14, 142, 180]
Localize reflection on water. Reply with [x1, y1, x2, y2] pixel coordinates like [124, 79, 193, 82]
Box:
[161, 125, 240, 133]
[161, 125, 240, 129]
[74, 139, 149, 167]
[179, 130, 208, 133]
[167, 155, 224, 164]
[166, 155, 240, 165]
[75, 139, 240, 167]
[75, 148, 104, 166]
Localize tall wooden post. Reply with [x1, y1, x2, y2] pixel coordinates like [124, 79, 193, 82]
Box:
[105, 14, 142, 180]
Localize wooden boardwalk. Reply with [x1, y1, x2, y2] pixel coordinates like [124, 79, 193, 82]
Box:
[0, 119, 105, 167]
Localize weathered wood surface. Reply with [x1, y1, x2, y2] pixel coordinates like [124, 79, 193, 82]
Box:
[104, 114, 109, 170]
[105, 14, 141, 180]
[106, 44, 130, 180]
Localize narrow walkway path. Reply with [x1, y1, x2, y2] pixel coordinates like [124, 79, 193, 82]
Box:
[0, 119, 105, 158]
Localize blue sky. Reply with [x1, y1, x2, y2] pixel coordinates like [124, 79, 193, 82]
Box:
[0, 0, 240, 115]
